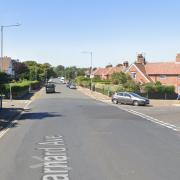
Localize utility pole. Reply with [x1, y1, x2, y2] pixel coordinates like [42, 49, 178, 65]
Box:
[0, 24, 21, 104]
[0, 23, 21, 71]
[1, 26, 4, 71]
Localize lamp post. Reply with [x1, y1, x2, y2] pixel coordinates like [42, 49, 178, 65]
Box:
[82, 51, 93, 90]
[0, 23, 21, 104]
[0, 23, 21, 71]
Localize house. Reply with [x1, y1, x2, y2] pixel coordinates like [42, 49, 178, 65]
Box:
[92, 61, 129, 80]
[0, 57, 22, 77]
[126, 54, 180, 93]
[0, 57, 15, 76]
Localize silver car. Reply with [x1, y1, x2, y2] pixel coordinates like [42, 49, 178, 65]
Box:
[45, 83, 55, 93]
[69, 83, 76, 89]
[112, 92, 149, 106]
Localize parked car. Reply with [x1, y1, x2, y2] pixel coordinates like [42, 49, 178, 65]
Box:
[69, 83, 76, 89]
[59, 76, 65, 83]
[66, 81, 71, 88]
[45, 83, 55, 93]
[112, 92, 149, 106]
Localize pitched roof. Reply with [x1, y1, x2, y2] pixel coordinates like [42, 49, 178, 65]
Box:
[145, 62, 180, 75]
[135, 63, 153, 82]
[92, 67, 123, 76]
[92, 68, 105, 76]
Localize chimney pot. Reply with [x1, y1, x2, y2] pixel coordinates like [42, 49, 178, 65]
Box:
[136, 54, 146, 64]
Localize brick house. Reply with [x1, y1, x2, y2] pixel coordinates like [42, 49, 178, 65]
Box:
[0, 57, 23, 78]
[0, 57, 15, 76]
[126, 54, 180, 93]
[92, 61, 129, 80]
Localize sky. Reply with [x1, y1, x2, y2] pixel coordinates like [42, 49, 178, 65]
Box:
[0, 0, 180, 67]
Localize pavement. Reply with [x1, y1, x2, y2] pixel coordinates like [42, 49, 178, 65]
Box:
[0, 88, 43, 131]
[77, 86, 180, 106]
[0, 80, 180, 179]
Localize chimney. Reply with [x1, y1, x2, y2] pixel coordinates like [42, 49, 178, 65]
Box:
[123, 61, 129, 68]
[136, 54, 146, 64]
[176, 54, 180, 63]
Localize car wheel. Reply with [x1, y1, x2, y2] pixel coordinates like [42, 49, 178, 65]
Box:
[133, 101, 139, 106]
[112, 99, 118, 104]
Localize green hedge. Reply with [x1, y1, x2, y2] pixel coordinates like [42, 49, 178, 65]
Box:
[0, 80, 40, 99]
[141, 82, 176, 99]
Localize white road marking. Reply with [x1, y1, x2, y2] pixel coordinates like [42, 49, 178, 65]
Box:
[24, 100, 32, 110]
[31, 135, 71, 180]
[0, 100, 32, 139]
[0, 117, 20, 139]
[110, 103, 180, 132]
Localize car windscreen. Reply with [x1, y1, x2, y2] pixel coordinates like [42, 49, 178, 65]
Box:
[46, 84, 54, 88]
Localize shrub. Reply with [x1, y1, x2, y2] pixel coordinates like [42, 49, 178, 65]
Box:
[0, 80, 40, 99]
[142, 82, 175, 99]
[75, 76, 90, 85]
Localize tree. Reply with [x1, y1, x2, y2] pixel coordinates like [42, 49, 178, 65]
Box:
[24, 61, 38, 80]
[77, 68, 85, 76]
[23, 61, 57, 81]
[54, 65, 65, 77]
[65, 66, 77, 80]
[111, 72, 131, 85]
[13, 61, 29, 80]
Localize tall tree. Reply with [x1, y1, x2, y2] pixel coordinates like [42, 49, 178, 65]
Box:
[54, 65, 65, 77]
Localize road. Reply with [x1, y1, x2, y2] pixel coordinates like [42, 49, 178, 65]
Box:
[0, 82, 180, 180]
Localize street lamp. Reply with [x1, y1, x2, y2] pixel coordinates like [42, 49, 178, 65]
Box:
[0, 23, 21, 103]
[1, 23, 21, 71]
[82, 51, 93, 91]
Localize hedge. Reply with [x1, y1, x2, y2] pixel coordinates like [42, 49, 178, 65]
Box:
[142, 82, 176, 99]
[0, 80, 40, 99]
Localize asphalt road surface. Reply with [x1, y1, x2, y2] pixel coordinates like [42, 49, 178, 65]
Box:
[0, 81, 180, 180]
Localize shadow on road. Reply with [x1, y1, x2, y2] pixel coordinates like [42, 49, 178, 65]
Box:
[54, 91, 61, 94]
[0, 107, 23, 130]
[0, 107, 62, 131]
[19, 112, 63, 121]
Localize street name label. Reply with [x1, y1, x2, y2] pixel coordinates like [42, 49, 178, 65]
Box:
[38, 135, 70, 180]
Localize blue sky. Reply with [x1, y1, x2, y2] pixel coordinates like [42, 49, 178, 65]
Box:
[0, 0, 180, 67]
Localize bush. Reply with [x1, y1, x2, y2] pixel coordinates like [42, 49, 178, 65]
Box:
[75, 76, 90, 84]
[0, 80, 40, 99]
[142, 82, 175, 99]
[0, 72, 11, 84]
[111, 72, 131, 85]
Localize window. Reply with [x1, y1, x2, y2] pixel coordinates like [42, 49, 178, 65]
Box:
[131, 72, 136, 79]
[160, 75, 166, 79]
[124, 93, 131, 98]
[117, 93, 123, 96]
